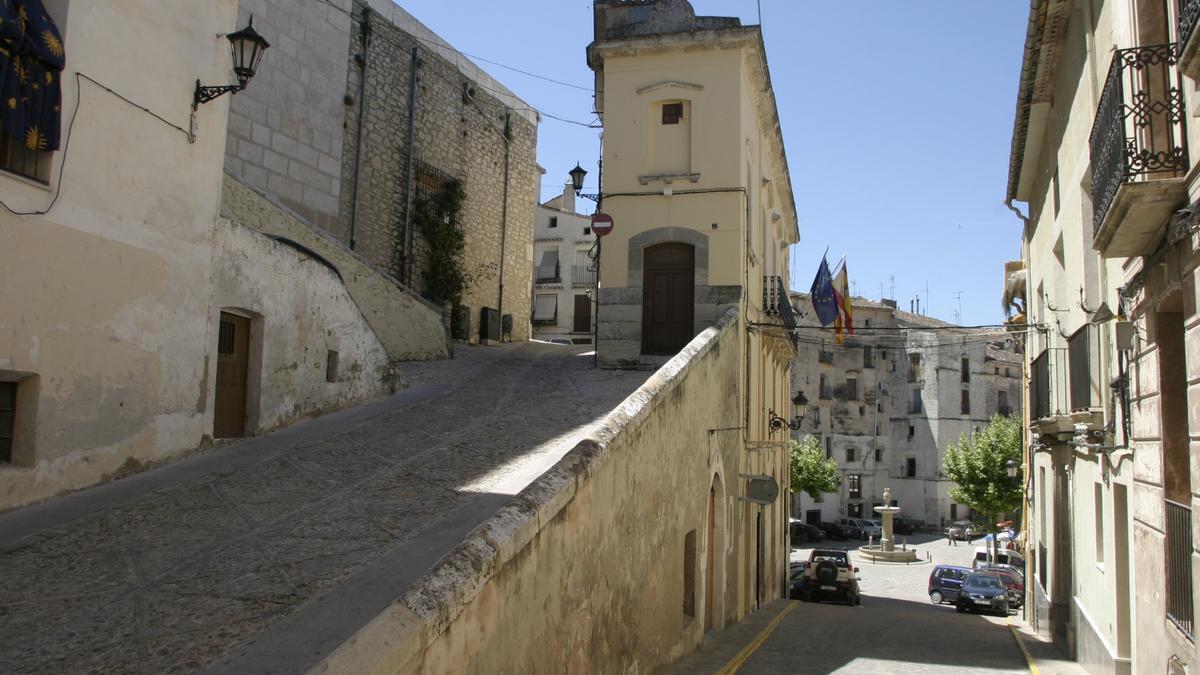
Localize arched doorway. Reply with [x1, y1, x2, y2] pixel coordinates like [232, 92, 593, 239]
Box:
[706, 472, 726, 630]
[641, 242, 694, 355]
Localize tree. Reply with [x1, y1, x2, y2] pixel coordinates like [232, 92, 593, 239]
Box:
[790, 436, 842, 500]
[943, 414, 1023, 530]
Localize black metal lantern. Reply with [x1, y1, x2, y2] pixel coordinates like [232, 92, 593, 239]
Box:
[1005, 459, 1021, 479]
[791, 391, 809, 419]
[194, 16, 270, 108]
[569, 163, 588, 193]
[768, 391, 810, 435]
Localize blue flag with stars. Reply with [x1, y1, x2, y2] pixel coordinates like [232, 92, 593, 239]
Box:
[809, 255, 839, 327]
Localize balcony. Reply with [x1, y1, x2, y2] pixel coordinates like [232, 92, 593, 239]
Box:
[1030, 347, 1072, 433]
[762, 275, 797, 346]
[1090, 44, 1189, 258]
[1180, 0, 1200, 82]
[1166, 499, 1195, 638]
[571, 264, 595, 286]
[535, 262, 561, 284]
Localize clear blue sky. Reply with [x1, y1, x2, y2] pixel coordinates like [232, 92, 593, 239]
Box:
[394, 1, 1029, 326]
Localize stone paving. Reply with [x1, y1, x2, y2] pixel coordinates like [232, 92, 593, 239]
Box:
[0, 342, 649, 674]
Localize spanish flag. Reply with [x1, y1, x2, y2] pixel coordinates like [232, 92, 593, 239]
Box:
[833, 260, 854, 343]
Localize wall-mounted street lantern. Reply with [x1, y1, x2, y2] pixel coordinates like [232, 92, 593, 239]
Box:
[194, 16, 270, 109]
[570, 163, 601, 203]
[1005, 459, 1021, 479]
[768, 391, 810, 435]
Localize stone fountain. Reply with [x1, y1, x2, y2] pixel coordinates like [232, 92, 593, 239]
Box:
[858, 487, 919, 562]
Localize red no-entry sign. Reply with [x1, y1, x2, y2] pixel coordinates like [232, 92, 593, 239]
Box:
[591, 212, 614, 237]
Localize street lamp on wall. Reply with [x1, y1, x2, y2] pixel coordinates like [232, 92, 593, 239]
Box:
[194, 16, 270, 109]
[768, 391, 810, 435]
[569, 163, 601, 203]
[1005, 459, 1021, 479]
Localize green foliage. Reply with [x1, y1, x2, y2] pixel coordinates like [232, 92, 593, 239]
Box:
[943, 414, 1023, 530]
[415, 179, 467, 306]
[790, 436, 842, 500]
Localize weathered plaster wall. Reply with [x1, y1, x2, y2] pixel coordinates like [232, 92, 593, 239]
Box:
[221, 175, 449, 361]
[211, 220, 394, 432]
[0, 0, 239, 509]
[341, 0, 537, 343]
[314, 309, 764, 673]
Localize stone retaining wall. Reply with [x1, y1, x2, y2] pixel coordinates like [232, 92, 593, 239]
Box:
[314, 308, 745, 673]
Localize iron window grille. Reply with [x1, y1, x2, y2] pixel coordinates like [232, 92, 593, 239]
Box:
[1166, 499, 1195, 638]
[762, 276, 797, 346]
[1089, 43, 1189, 237]
[848, 474, 862, 499]
[0, 382, 14, 463]
[1181, 0, 1200, 60]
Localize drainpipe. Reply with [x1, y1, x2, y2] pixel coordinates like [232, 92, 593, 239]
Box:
[497, 112, 511, 340]
[348, 7, 372, 251]
[402, 46, 419, 286]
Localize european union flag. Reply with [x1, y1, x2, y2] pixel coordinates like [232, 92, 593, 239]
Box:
[809, 255, 839, 327]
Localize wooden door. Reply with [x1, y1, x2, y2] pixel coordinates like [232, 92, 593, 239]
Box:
[573, 294, 591, 333]
[705, 485, 716, 629]
[641, 243, 694, 355]
[214, 312, 250, 438]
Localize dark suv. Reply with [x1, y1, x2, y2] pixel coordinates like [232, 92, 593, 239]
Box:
[928, 564, 971, 605]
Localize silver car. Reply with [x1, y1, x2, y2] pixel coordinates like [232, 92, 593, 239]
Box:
[947, 520, 983, 541]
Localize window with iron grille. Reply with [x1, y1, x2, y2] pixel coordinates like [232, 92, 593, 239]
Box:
[846, 447, 856, 463]
[548, 216, 558, 228]
[875, 447, 883, 462]
[662, 102, 683, 124]
[1068, 325, 1093, 411]
[961, 389, 970, 416]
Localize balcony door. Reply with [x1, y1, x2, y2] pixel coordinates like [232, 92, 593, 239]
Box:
[641, 242, 694, 355]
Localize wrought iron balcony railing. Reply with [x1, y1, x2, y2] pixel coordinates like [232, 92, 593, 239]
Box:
[535, 263, 561, 284]
[1031, 350, 1051, 420]
[1089, 43, 1188, 237]
[1166, 499, 1195, 638]
[1182, 0, 1200, 60]
[571, 264, 595, 285]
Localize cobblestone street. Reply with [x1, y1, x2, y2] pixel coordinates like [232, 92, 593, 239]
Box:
[0, 343, 649, 674]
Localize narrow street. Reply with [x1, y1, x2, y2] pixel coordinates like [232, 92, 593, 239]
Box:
[672, 535, 1077, 675]
[0, 343, 649, 674]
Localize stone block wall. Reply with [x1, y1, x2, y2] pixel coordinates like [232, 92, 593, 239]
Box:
[340, 0, 537, 342]
[312, 309, 773, 673]
[226, 0, 352, 236]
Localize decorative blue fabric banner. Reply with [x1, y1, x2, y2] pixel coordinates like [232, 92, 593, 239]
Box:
[808, 255, 839, 327]
[0, 0, 64, 152]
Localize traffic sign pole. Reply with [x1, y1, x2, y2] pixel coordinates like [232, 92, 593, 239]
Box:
[590, 213, 613, 369]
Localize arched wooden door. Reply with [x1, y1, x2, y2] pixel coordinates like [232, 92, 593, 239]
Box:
[641, 243, 694, 355]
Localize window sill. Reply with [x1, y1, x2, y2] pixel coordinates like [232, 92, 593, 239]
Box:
[0, 167, 52, 192]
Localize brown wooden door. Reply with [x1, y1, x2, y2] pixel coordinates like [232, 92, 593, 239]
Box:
[214, 312, 250, 438]
[573, 294, 591, 333]
[705, 485, 716, 629]
[641, 243, 694, 355]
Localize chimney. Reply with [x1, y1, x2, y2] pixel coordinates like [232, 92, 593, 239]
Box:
[562, 182, 576, 214]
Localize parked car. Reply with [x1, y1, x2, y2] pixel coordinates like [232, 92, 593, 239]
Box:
[789, 519, 825, 546]
[788, 561, 807, 598]
[818, 522, 848, 540]
[546, 338, 574, 346]
[793, 548, 861, 605]
[892, 517, 919, 535]
[928, 564, 972, 605]
[955, 573, 1011, 616]
[946, 520, 984, 541]
[972, 546, 1025, 571]
[978, 564, 1025, 608]
[837, 517, 882, 540]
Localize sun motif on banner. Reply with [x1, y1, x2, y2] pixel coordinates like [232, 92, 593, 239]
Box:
[24, 126, 46, 150]
[40, 29, 60, 58]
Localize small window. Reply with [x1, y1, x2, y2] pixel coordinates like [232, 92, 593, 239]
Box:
[326, 350, 339, 383]
[911, 388, 922, 414]
[824, 436, 832, 456]
[533, 294, 558, 324]
[662, 102, 683, 125]
[875, 447, 883, 462]
[907, 424, 915, 441]
[999, 390, 1009, 415]
[848, 502, 863, 518]
[583, 227, 591, 236]
[961, 389, 970, 416]
[848, 474, 862, 499]
[863, 346, 874, 369]
[683, 529, 697, 617]
[880, 350, 888, 360]
[0, 382, 15, 464]
[846, 447, 856, 463]
[961, 357, 970, 383]
[908, 353, 921, 382]
[846, 377, 858, 401]
[905, 457, 917, 478]
[548, 216, 558, 228]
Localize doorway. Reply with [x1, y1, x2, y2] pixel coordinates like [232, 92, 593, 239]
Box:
[214, 312, 250, 438]
[573, 294, 591, 333]
[641, 243, 694, 355]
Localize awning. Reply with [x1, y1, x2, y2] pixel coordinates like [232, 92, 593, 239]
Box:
[533, 294, 557, 321]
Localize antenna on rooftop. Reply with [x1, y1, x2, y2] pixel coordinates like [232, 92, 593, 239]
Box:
[889, 275, 895, 300]
[923, 281, 930, 317]
[953, 291, 963, 325]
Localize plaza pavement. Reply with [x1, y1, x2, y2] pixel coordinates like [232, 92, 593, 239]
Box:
[0, 342, 649, 674]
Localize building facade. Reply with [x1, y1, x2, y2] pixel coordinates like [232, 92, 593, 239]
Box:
[1006, 0, 1200, 671]
[788, 295, 1022, 527]
[532, 183, 596, 343]
[589, 0, 799, 634]
[226, 0, 539, 344]
[0, 1, 401, 509]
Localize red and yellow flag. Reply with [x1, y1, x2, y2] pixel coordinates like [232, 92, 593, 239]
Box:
[833, 260, 854, 343]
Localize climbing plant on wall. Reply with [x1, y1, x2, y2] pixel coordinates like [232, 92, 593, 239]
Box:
[414, 178, 467, 306]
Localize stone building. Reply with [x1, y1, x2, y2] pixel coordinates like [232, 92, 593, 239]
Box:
[0, 1, 405, 509]
[1005, 0, 1200, 670]
[787, 295, 1022, 527]
[590, 0, 799, 639]
[225, 0, 538, 344]
[532, 182, 597, 344]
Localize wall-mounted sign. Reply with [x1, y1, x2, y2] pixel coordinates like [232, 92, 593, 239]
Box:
[742, 474, 779, 506]
[591, 212, 614, 237]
